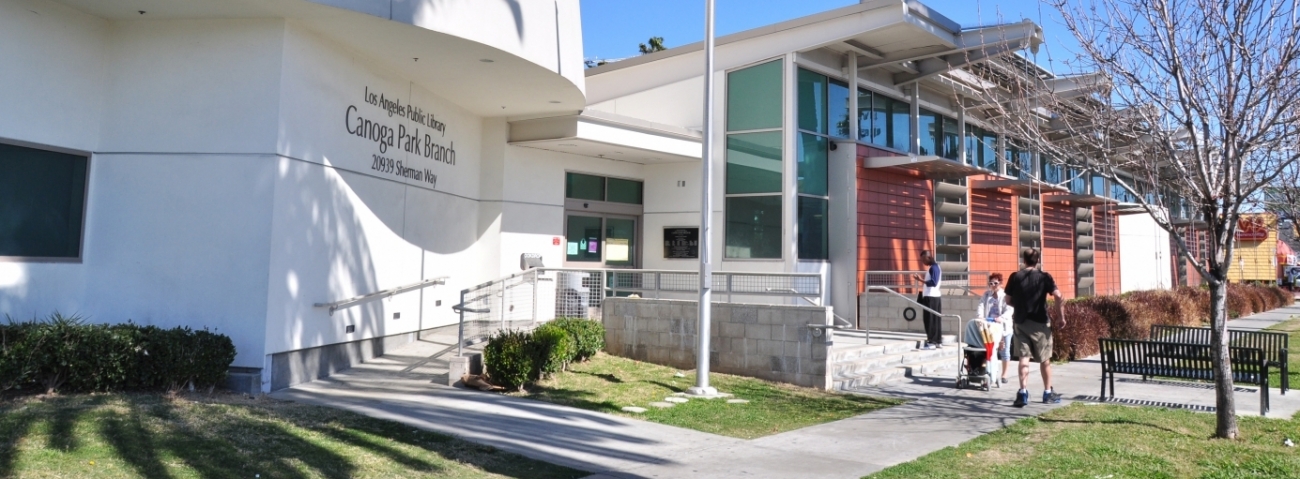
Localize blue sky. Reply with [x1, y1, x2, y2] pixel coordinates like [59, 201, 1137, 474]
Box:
[580, 0, 1084, 73]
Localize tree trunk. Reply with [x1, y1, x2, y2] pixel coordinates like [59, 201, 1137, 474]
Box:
[1209, 279, 1238, 439]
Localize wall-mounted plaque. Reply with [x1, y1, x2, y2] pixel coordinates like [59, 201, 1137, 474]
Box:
[664, 227, 699, 259]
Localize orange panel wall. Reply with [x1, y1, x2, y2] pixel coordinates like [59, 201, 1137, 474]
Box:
[1042, 203, 1076, 298]
[969, 185, 1019, 288]
[1092, 207, 1122, 296]
[857, 146, 933, 292]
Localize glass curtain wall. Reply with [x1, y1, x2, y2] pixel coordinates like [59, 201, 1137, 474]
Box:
[725, 60, 784, 259]
[857, 89, 910, 152]
[796, 68, 849, 260]
[965, 124, 999, 171]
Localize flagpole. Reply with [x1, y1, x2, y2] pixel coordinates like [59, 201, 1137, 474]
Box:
[688, 0, 718, 397]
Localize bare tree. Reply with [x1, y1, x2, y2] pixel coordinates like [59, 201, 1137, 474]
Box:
[960, 0, 1300, 439]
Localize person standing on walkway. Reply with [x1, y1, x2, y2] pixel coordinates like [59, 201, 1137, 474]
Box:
[977, 272, 1014, 384]
[913, 250, 943, 349]
[1004, 248, 1066, 407]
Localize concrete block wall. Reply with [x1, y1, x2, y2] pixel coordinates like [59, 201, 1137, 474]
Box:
[859, 292, 978, 338]
[602, 298, 833, 389]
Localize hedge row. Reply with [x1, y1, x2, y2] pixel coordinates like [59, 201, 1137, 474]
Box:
[1049, 284, 1295, 361]
[0, 313, 237, 393]
[482, 318, 605, 391]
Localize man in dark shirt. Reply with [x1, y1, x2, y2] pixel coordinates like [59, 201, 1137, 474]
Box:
[1003, 248, 1066, 407]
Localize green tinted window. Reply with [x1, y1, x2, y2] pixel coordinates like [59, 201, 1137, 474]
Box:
[0, 143, 87, 258]
[797, 197, 829, 260]
[725, 196, 782, 259]
[797, 68, 827, 134]
[565, 172, 604, 201]
[566, 215, 603, 262]
[607, 177, 643, 204]
[727, 60, 783, 132]
[725, 132, 783, 194]
[797, 133, 828, 196]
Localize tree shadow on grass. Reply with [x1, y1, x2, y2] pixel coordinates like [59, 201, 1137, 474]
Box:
[269, 401, 588, 479]
[48, 394, 107, 452]
[523, 386, 624, 415]
[1037, 416, 1192, 436]
[0, 400, 38, 478]
[572, 371, 623, 384]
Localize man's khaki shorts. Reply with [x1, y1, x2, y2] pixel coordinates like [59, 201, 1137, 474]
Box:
[1012, 320, 1053, 363]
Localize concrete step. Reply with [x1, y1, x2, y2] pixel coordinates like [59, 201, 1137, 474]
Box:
[831, 347, 959, 377]
[828, 340, 917, 363]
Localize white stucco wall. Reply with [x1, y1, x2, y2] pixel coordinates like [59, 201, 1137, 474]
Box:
[1119, 213, 1173, 292]
[0, 3, 585, 384]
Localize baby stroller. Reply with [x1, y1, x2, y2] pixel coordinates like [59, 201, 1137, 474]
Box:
[955, 319, 1001, 391]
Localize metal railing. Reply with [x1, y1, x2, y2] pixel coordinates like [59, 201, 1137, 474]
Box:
[864, 285, 964, 376]
[313, 276, 449, 316]
[452, 268, 824, 355]
[861, 270, 990, 297]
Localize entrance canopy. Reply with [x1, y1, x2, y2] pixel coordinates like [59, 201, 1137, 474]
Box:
[508, 110, 702, 164]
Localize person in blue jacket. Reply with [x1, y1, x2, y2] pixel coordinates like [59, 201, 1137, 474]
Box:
[912, 250, 943, 349]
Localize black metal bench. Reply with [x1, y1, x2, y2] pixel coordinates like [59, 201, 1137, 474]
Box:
[1149, 324, 1289, 394]
[1098, 338, 1271, 416]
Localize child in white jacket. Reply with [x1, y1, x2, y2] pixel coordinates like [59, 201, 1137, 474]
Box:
[977, 272, 1015, 384]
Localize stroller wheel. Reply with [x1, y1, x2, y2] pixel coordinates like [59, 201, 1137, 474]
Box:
[955, 378, 966, 390]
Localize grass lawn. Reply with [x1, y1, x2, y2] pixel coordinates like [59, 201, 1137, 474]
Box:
[512, 352, 902, 439]
[1264, 314, 1300, 391]
[0, 392, 585, 479]
[866, 403, 1300, 479]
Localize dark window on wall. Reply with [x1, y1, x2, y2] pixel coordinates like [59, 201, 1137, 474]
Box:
[726, 60, 784, 259]
[565, 173, 643, 204]
[857, 89, 911, 152]
[1092, 174, 1107, 197]
[0, 143, 88, 259]
[797, 196, 828, 259]
[726, 196, 782, 259]
[607, 178, 643, 204]
[828, 80, 851, 139]
[566, 173, 605, 201]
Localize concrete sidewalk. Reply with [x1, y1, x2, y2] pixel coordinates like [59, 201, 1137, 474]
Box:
[271, 304, 1300, 479]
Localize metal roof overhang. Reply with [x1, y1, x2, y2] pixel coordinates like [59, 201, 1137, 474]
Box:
[969, 178, 1068, 195]
[508, 110, 701, 164]
[1102, 202, 1151, 215]
[1042, 194, 1116, 207]
[862, 154, 989, 179]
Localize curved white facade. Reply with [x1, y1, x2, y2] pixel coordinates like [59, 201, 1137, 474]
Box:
[0, 0, 586, 391]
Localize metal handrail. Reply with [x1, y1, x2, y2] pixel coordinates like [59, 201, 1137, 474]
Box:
[766, 288, 855, 328]
[863, 286, 963, 376]
[313, 276, 449, 316]
[452, 267, 827, 356]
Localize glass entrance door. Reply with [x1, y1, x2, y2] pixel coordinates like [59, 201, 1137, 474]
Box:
[604, 217, 636, 267]
[564, 214, 638, 267]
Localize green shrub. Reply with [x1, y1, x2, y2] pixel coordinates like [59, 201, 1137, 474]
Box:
[0, 313, 236, 394]
[484, 330, 534, 391]
[0, 320, 40, 392]
[530, 323, 576, 378]
[551, 318, 605, 362]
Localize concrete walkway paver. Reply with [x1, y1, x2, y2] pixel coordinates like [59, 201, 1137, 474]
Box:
[271, 304, 1300, 479]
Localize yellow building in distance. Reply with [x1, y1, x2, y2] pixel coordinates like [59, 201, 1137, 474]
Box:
[1228, 213, 1279, 284]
